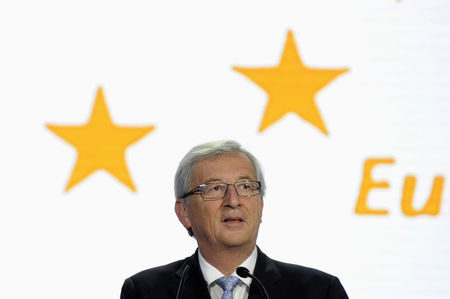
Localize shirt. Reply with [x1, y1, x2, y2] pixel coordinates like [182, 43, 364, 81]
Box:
[198, 247, 258, 299]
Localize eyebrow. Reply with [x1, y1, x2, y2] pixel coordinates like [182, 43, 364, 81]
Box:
[202, 175, 254, 184]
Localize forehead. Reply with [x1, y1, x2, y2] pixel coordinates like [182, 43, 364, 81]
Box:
[192, 152, 256, 185]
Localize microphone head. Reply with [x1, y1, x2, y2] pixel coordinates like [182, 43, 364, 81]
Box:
[236, 267, 250, 278]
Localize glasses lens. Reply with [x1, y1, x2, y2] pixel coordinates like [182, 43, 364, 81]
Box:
[202, 183, 227, 199]
[235, 181, 260, 196]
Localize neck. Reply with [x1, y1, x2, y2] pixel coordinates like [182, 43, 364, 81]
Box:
[199, 244, 255, 275]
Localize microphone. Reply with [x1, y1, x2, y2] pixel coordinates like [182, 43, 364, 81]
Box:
[236, 267, 270, 299]
[175, 262, 191, 299]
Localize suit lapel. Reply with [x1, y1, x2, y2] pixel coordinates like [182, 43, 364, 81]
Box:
[167, 248, 278, 299]
[248, 247, 282, 299]
[168, 251, 211, 299]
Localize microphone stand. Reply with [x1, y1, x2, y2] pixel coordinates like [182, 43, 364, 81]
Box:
[175, 262, 191, 299]
[237, 267, 270, 299]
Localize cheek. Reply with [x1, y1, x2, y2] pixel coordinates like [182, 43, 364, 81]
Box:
[187, 202, 203, 225]
[204, 204, 221, 222]
[191, 202, 220, 227]
[253, 201, 264, 221]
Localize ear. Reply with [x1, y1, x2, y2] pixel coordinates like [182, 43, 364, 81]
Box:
[175, 198, 192, 229]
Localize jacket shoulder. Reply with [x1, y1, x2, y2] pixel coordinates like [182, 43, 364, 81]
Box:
[272, 259, 337, 283]
[128, 258, 186, 285]
[121, 258, 188, 299]
[262, 257, 348, 298]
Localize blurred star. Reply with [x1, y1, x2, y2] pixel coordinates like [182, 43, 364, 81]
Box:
[234, 30, 348, 135]
[47, 87, 155, 192]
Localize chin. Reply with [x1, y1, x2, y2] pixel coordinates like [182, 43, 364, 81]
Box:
[223, 241, 248, 248]
[220, 236, 251, 248]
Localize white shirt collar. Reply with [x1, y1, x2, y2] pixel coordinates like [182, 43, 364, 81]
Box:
[198, 247, 258, 288]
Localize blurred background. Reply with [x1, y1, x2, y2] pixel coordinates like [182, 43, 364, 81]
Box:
[0, 0, 449, 298]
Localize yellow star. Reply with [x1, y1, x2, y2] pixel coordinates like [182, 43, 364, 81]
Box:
[46, 87, 155, 192]
[234, 30, 349, 135]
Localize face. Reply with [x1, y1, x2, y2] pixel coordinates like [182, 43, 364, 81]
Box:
[175, 153, 264, 253]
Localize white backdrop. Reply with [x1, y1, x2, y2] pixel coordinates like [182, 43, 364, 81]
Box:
[1, 1, 449, 298]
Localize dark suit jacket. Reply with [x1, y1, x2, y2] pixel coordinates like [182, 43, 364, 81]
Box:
[121, 248, 348, 299]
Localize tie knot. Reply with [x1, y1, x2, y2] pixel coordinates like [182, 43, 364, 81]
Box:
[216, 275, 241, 294]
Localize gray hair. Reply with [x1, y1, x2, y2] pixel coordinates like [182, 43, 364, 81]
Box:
[174, 140, 266, 200]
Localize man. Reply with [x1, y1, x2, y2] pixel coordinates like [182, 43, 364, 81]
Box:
[121, 140, 348, 299]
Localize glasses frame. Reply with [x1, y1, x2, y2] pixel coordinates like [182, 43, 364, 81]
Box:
[182, 180, 262, 200]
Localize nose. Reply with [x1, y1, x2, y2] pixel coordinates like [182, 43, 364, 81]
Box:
[222, 184, 241, 208]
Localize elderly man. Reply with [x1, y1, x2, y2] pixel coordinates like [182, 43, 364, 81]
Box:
[121, 140, 348, 299]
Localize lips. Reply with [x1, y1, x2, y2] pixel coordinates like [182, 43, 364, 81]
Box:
[222, 216, 244, 223]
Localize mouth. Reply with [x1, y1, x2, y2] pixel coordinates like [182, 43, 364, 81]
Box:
[222, 217, 244, 223]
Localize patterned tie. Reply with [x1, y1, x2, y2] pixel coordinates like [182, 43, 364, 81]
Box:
[216, 276, 241, 299]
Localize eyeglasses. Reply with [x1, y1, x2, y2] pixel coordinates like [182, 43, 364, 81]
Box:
[182, 181, 262, 200]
